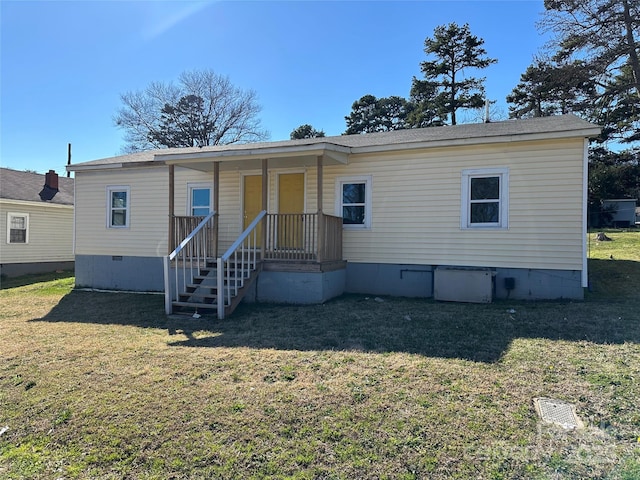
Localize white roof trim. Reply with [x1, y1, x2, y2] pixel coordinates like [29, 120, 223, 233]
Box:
[158, 143, 350, 165]
[350, 127, 602, 155]
[0, 199, 74, 209]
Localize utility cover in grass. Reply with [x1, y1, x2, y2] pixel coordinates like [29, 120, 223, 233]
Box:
[534, 398, 584, 430]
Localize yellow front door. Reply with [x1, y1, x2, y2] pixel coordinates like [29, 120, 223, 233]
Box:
[278, 173, 304, 249]
[243, 175, 263, 243]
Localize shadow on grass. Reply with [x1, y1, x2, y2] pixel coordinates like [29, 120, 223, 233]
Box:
[587, 259, 640, 299]
[34, 261, 640, 363]
[0, 270, 74, 289]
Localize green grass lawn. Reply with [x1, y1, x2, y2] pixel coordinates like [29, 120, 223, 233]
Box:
[1, 232, 639, 479]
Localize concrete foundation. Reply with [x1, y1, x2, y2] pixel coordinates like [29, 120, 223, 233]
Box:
[345, 262, 583, 301]
[75, 255, 164, 292]
[494, 268, 583, 300]
[244, 268, 346, 304]
[346, 263, 434, 298]
[74, 255, 584, 302]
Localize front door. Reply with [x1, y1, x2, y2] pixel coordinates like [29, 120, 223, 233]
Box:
[243, 175, 263, 243]
[278, 173, 304, 249]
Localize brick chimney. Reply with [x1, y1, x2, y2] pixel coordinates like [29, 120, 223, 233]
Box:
[45, 170, 59, 190]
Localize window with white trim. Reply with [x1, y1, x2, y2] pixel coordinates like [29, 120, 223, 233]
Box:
[7, 213, 29, 244]
[188, 183, 213, 216]
[336, 176, 372, 229]
[107, 186, 130, 228]
[461, 168, 509, 229]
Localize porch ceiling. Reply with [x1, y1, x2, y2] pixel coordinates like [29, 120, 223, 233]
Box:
[157, 143, 349, 172]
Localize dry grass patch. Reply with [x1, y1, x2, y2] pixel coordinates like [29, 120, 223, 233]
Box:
[1, 234, 639, 479]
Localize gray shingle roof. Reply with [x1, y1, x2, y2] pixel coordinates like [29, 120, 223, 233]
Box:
[69, 114, 600, 170]
[0, 168, 74, 205]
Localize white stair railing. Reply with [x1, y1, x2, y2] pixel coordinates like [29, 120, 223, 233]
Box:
[164, 211, 217, 314]
[217, 210, 266, 319]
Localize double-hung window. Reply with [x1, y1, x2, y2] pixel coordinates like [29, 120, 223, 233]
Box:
[107, 186, 130, 228]
[188, 183, 213, 216]
[7, 213, 29, 244]
[336, 176, 372, 229]
[461, 168, 509, 229]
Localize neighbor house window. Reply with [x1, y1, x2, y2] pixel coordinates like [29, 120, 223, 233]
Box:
[336, 176, 372, 229]
[188, 183, 213, 216]
[107, 186, 130, 228]
[7, 213, 29, 244]
[461, 168, 509, 229]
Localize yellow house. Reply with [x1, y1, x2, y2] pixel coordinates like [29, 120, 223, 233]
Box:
[68, 115, 600, 317]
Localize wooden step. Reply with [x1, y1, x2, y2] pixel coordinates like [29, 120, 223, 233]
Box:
[172, 301, 217, 310]
[179, 292, 218, 302]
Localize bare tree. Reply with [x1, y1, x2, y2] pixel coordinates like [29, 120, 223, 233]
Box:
[114, 70, 269, 152]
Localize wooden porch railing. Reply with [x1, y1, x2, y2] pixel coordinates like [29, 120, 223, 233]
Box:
[264, 212, 343, 263]
[171, 215, 217, 258]
[318, 212, 343, 263]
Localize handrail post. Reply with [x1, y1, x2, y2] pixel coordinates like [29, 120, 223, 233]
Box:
[217, 257, 224, 319]
[163, 256, 172, 314]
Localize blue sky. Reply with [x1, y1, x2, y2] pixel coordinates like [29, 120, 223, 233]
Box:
[1, 0, 549, 174]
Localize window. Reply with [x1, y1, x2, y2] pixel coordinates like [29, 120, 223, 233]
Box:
[7, 213, 29, 244]
[107, 186, 130, 228]
[188, 183, 212, 216]
[461, 168, 509, 229]
[336, 176, 372, 229]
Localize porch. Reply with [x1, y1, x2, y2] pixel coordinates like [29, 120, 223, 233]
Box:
[163, 151, 347, 319]
[170, 212, 344, 267]
[164, 211, 344, 319]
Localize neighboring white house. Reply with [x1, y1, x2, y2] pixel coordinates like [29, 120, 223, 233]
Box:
[0, 168, 74, 277]
[601, 199, 638, 227]
[68, 115, 600, 314]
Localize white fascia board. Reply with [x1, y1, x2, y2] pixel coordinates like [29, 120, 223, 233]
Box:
[0, 199, 74, 209]
[158, 143, 350, 165]
[350, 128, 602, 155]
[68, 161, 162, 173]
[67, 163, 126, 172]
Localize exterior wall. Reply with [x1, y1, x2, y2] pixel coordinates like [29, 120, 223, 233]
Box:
[75, 167, 171, 257]
[74, 166, 321, 257]
[322, 138, 586, 273]
[494, 267, 583, 300]
[344, 262, 583, 300]
[243, 268, 345, 304]
[346, 263, 433, 297]
[75, 254, 164, 291]
[73, 136, 587, 300]
[0, 200, 74, 266]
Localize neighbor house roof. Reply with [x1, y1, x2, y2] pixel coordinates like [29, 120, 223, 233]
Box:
[0, 168, 74, 205]
[68, 114, 600, 172]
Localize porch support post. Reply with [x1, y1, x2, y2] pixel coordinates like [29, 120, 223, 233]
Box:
[317, 155, 324, 263]
[168, 164, 175, 254]
[213, 161, 220, 258]
[261, 158, 268, 251]
[316, 155, 323, 213]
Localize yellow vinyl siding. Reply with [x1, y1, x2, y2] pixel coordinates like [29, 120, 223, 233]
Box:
[74, 167, 169, 256]
[0, 200, 73, 264]
[74, 136, 585, 271]
[322, 138, 585, 271]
